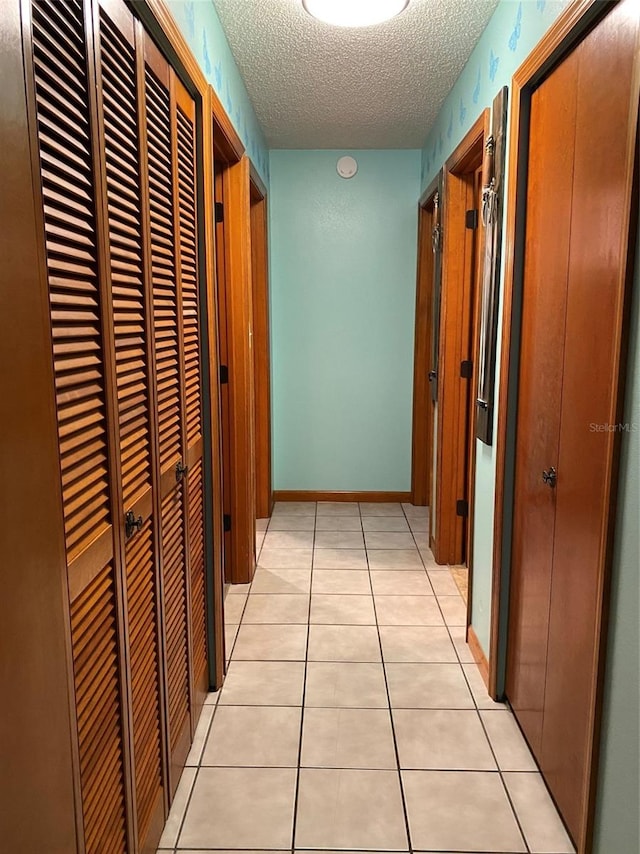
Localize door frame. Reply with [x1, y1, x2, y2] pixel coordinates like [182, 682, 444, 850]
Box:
[249, 164, 273, 520]
[411, 176, 440, 508]
[490, 0, 639, 849]
[432, 109, 489, 571]
[211, 87, 257, 587]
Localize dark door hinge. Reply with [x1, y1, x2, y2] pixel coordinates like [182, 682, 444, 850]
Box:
[223, 513, 231, 532]
[460, 360, 473, 379]
[215, 201, 224, 223]
[465, 209, 478, 230]
[456, 499, 469, 518]
[220, 364, 229, 384]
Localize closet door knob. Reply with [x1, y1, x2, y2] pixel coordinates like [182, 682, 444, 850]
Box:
[542, 467, 557, 488]
[125, 510, 143, 538]
[176, 461, 188, 482]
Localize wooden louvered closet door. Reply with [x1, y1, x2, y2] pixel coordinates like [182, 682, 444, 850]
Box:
[28, 0, 211, 849]
[93, 0, 166, 846]
[29, 0, 130, 850]
[142, 34, 194, 782]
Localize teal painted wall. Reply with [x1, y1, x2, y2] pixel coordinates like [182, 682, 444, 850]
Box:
[421, 0, 572, 661]
[269, 149, 421, 491]
[420, 2, 639, 850]
[167, 0, 269, 182]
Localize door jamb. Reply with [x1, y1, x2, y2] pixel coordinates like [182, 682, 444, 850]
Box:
[211, 91, 256, 587]
[249, 164, 273, 520]
[432, 110, 489, 572]
[411, 176, 440, 508]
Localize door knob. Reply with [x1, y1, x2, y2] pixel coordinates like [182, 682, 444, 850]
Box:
[125, 510, 143, 538]
[542, 467, 557, 488]
[176, 461, 188, 482]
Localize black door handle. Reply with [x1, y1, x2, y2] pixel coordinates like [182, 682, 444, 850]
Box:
[542, 467, 557, 488]
[125, 510, 143, 538]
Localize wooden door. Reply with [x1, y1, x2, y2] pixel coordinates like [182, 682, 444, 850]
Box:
[250, 181, 272, 520]
[29, 0, 131, 849]
[507, 1, 639, 845]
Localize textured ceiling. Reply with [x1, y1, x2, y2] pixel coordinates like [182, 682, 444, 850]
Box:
[211, 0, 500, 149]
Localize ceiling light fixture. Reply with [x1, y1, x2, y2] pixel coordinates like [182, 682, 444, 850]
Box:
[302, 0, 409, 28]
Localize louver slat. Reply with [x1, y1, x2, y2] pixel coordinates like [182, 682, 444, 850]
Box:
[32, 0, 111, 563]
[98, 6, 164, 846]
[161, 488, 190, 747]
[70, 565, 127, 854]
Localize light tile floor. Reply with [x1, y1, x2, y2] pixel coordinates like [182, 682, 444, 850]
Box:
[158, 501, 575, 854]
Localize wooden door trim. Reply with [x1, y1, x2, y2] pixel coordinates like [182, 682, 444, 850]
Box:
[491, 1, 639, 850]
[250, 175, 273, 519]
[433, 109, 489, 567]
[213, 122, 257, 585]
[411, 175, 439, 506]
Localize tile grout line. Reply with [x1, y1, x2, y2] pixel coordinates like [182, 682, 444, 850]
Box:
[366, 502, 414, 854]
[289, 501, 317, 854]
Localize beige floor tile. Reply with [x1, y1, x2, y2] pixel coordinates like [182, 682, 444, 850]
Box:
[367, 549, 423, 569]
[362, 515, 410, 532]
[504, 773, 576, 853]
[313, 548, 368, 569]
[379, 626, 458, 663]
[263, 530, 315, 549]
[365, 532, 417, 550]
[227, 582, 252, 596]
[251, 568, 311, 595]
[295, 769, 408, 850]
[157, 766, 196, 848]
[310, 594, 376, 625]
[268, 515, 316, 530]
[308, 624, 381, 662]
[185, 703, 216, 766]
[225, 623, 239, 659]
[408, 518, 429, 533]
[419, 547, 439, 568]
[316, 501, 360, 516]
[463, 662, 507, 709]
[219, 661, 305, 706]
[273, 501, 316, 516]
[224, 594, 247, 624]
[258, 548, 313, 569]
[179, 767, 297, 849]
[201, 706, 302, 767]
[370, 570, 433, 596]
[203, 689, 220, 704]
[428, 569, 460, 595]
[411, 533, 430, 550]
[375, 595, 444, 626]
[301, 708, 396, 769]
[402, 770, 526, 852]
[402, 502, 429, 518]
[305, 662, 388, 708]
[394, 709, 496, 770]
[256, 532, 265, 552]
[315, 515, 363, 531]
[359, 502, 404, 516]
[386, 663, 474, 709]
[256, 518, 269, 532]
[314, 530, 365, 549]
[480, 711, 538, 771]
[312, 569, 371, 595]
[437, 594, 468, 626]
[243, 593, 310, 624]
[449, 625, 475, 663]
[232, 624, 308, 661]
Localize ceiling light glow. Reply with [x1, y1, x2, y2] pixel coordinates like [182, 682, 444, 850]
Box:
[303, 0, 409, 28]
